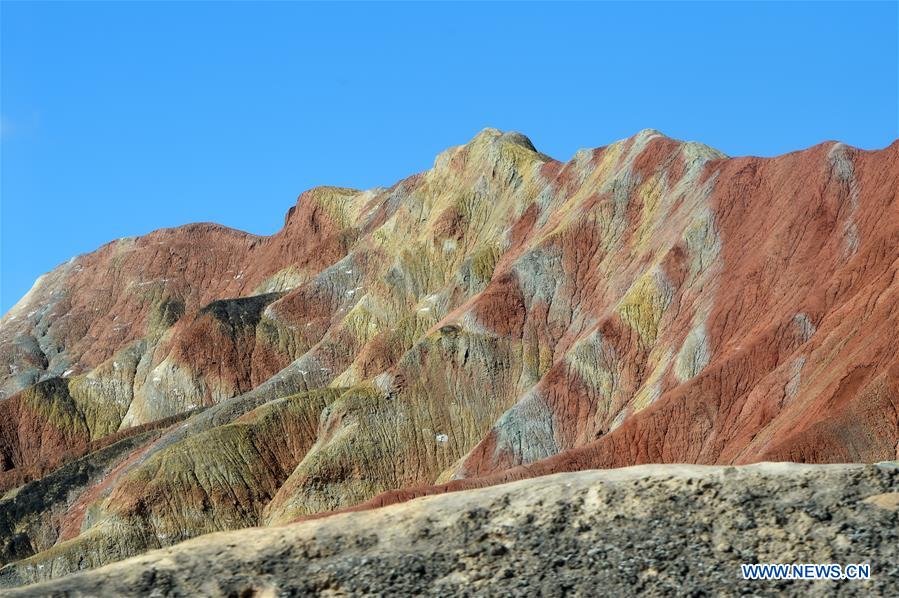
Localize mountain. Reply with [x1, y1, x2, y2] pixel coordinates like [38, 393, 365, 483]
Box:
[1, 128, 897, 586]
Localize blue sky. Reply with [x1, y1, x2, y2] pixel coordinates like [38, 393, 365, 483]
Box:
[2, 1, 897, 314]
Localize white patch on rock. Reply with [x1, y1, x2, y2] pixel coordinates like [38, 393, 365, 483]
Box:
[793, 313, 816, 343]
[683, 208, 721, 281]
[512, 246, 565, 310]
[373, 372, 394, 394]
[609, 408, 628, 431]
[675, 324, 711, 382]
[493, 389, 558, 465]
[828, 143, 861, 258]
[785, 355, 806, 400]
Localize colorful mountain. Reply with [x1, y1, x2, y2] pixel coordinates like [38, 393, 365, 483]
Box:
[1, 129, 897, 586]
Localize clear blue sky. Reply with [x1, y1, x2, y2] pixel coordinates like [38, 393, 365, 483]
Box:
[2, 2, 897, 314]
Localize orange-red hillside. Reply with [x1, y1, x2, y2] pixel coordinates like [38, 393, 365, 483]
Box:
[0, 129, 897, 586]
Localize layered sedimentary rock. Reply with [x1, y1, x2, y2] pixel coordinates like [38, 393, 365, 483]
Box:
[0, 129, 897, 584]
[6, 463, 899, 597]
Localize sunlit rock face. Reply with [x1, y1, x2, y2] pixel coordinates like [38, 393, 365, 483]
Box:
[1, 129, 898, 585]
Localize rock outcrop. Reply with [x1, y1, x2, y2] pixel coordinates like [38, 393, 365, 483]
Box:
[0, 129, 897, 585]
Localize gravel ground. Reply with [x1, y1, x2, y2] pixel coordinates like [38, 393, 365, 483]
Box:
[6, 462, 898, 597]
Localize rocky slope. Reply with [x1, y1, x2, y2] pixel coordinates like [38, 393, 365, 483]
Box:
[5, 463, 899, 597]
[0, 129, 897, 585]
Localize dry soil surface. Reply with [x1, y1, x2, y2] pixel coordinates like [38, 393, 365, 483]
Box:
[8, 462, 899, 597]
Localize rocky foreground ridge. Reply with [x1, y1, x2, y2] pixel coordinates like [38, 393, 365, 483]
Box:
[0, 129, 897, 585]
[6, 463, 899, 596]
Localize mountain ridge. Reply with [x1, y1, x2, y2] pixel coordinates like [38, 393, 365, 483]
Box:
[6, 126, 894, 323]
[0, 127, 897, 586]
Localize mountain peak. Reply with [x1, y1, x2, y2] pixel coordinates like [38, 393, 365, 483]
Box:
[464, 127, 540, 153]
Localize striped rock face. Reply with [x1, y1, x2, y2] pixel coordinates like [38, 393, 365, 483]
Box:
[1, 129, 897, 585]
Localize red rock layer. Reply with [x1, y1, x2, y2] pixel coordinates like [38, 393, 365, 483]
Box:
[0, 129, 897, 586]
